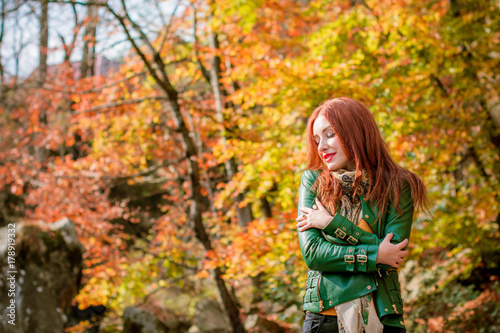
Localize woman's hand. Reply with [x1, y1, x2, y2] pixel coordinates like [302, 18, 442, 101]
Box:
[296, 198, 333, 232]
[376, 233, 409, 268]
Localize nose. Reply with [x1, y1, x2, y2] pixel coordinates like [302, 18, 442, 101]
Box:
[317, 138, 329, 152]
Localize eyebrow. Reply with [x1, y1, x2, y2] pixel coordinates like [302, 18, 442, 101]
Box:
[313, 126, 333, 138]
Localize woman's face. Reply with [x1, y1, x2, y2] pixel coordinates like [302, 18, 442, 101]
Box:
[313, 115, 354, 171]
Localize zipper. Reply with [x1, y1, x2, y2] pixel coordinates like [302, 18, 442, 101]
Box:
[374, 267, 383, 287]
[377, 211, 381, 238]
[360, 198, 381, 238]
[378, 271, 399, 314]
[317, 273, 324, 311]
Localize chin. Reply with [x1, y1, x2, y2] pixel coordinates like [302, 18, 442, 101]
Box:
[326, 164, 338, 171]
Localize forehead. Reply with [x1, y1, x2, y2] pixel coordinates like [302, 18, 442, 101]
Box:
[313, 115, 333, 135]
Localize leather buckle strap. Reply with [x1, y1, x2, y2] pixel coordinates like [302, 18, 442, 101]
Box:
[347, 236, 358, 245]
[335, 228, 347, 239]
[357, 255, 367, 263]
[344, 255, 355, 264]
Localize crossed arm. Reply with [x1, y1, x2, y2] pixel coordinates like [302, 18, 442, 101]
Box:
[296, 170, 412, 273]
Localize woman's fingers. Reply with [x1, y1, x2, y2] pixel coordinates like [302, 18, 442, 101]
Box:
[393, 251, 407, 267]
[295, 215, 306, 221]
[299, 207, 313, 213]
[396, 238, 409, 249]
[383, 233, 394, 243]
[314, 198, 326, 210]
[297, 221, 311, 232]
[377, 233, 411, 267]
[394, 257, 405, 267]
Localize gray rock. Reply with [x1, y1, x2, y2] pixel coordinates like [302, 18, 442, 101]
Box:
[193, 299, 231, 333]
[244, 314, 285, 333]
[123, 306, 168, 333]
[122, 305, 191, 333]
[281, 304, 302, 332]
[50, 218, 85, 254]
[0, 219, 84, 333]
[399, 258, 451, 304]
[0, 223, 19, 256]
[187, 326, 202, 333]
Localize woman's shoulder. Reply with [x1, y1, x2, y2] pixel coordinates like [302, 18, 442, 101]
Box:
[300, 169, 321, 187]
[392, 175, 414, 207]
[398, 173, 417, 196]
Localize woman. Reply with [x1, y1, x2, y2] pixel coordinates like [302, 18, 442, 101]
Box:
[295, 97, 430, 333]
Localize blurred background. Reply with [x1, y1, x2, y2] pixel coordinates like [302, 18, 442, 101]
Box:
[0, 0, 498, 332]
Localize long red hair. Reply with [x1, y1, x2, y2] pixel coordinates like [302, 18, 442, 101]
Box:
[304, 97, 430, 218]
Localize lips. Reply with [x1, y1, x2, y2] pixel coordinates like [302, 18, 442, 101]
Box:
[324, 153, 335, 162]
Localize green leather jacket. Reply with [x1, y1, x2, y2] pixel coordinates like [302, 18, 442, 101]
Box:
[297, 169, 414, 330]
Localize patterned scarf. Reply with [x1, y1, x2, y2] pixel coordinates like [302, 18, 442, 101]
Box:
[330, 168, 370, 226]
[331, 169, 383, 333]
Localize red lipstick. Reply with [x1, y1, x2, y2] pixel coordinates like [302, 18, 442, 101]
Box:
[324, 153, 335, 162]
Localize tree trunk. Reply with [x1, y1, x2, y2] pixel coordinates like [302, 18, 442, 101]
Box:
[106, 4, 247, 331]
[208, 25, 253, 228]
[37, 0, 49, 163]
[213, 267, 246, 333]
[260, 196, 272, 218]
[39, 0, 48, 86]
[0, 0, 5, 89]
[81, 4, 97, 78]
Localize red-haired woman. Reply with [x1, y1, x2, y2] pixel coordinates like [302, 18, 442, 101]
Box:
[295, 97, 430, 333]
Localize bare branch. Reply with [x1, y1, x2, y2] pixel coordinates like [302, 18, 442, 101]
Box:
[0, 1, 25, 16]
[105, 3, 172, 97]
[73, 96, 168, 114]
[120, 0, 156, 55]
[80, 55, 190, 94]
[112, 160, 185, 181]
[152, 0, 166, 26]
[47, 0, 107, 7]
[82, 71, 147, 92]
[158, 0, 182, 52]
[112, 1, 177, 93]
[100, 35, 141, 52]
[191, 3, 210, 84]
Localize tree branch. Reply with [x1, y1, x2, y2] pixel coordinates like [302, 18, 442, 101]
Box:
[47, 0, 107, 6]
[120, 0, 156, 55]
[73, 96, 168, 114]
[158, 0, 182, 53]
[191, 3, 211, 84]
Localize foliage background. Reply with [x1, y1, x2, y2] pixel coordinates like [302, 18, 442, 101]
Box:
[0, 0, 499, 332]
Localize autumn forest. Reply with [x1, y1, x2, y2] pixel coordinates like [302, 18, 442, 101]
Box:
[0, 0, 499, 332]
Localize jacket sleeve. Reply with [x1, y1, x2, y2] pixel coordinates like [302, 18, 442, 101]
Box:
[297, 170, 379, 273]
[321, 182, 414, 271]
